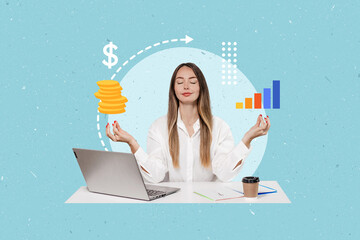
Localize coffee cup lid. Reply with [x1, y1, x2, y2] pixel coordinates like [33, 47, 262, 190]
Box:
[242, 176, 260, 183]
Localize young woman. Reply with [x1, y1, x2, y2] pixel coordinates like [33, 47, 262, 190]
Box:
[106, 63, 270, 183]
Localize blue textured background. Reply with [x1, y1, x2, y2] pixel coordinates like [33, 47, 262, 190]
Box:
[1, 1, 359, 239]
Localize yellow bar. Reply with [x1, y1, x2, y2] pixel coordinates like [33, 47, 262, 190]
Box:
[236, 102, 243, 109]
[245, 98, 252, 109]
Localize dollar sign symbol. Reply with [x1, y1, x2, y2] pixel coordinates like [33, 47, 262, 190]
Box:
[102, 42, 118, 69]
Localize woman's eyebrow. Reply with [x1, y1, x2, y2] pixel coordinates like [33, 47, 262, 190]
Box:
[175, 76, 197, 80]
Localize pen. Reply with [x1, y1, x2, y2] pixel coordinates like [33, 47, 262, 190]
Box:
[231, 184, 277, 195]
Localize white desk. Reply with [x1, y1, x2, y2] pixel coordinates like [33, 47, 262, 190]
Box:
[65, 181, 290, 203]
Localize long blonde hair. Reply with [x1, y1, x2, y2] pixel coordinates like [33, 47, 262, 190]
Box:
[167, 63, 213, 168]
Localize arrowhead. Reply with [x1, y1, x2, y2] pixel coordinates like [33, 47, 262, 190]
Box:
[184, 35, 193, 44]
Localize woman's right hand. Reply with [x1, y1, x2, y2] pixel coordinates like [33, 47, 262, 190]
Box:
[106, 120, 134, 144]
[106, 121, 140, 154]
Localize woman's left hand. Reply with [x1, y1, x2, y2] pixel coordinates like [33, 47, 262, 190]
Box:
[242, 114, 271, 148]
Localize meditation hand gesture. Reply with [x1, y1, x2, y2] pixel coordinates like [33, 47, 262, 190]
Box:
[106, 121, 139, 154]
[242, 114, 271, 148]
[106, 121, 134, 143]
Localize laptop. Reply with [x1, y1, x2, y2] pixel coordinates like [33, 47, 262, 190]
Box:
[72, 148, 180, 201]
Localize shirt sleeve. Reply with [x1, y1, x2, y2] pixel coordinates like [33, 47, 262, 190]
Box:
[133, 123, 168, 183]
[212, 122, 252, 182]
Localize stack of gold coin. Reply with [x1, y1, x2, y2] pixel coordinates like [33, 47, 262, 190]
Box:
[94, 80, 128, 114]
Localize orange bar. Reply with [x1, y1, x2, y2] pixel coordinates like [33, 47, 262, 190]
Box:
[236, 102, 243, 109]
[254, 93, 262, 109]
[245, 98, 252, 109]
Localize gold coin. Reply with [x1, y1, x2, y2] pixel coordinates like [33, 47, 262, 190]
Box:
[98, 107, 126, 114]
[98, 102, 126, 109]
[94, 91, 123, 100]
[98, 96, 128, 103]
[99, 85, 123, 91]
[98, 89, 121, 95]
[96, 80, 120, 87]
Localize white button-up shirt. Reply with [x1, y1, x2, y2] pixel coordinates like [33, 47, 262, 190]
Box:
[134, 111, 252, 183]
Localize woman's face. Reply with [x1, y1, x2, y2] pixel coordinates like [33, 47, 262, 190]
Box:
[174, 66, 200, 104]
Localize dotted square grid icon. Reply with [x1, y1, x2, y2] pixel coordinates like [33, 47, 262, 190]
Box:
[221, 42, 238, 85]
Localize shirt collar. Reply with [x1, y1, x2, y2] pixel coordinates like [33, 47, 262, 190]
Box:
[177, 108, 201, 135]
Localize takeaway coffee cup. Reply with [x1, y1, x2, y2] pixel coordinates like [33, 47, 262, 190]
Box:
[242, 176, 260, 198]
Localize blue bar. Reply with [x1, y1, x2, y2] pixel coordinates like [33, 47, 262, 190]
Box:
[273, 80, 280, 109]
[263, 88, 271, 109]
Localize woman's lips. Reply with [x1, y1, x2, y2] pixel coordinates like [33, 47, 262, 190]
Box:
[182, 93, 192, 97]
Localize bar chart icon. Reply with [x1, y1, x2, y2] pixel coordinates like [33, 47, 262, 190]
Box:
[236, 80, 280, 109]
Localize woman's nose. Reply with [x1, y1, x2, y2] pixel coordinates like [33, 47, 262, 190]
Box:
[184, 82, 189, 89]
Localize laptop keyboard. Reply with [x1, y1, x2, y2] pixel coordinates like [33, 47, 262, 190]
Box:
[146, 189, 166, 199]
